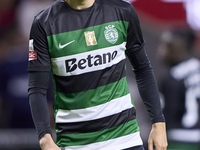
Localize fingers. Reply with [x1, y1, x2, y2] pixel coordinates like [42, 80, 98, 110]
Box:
[155, 145, 167, 150]
[151, 143, 167, 150]
[148, 138, 168, 150]
[148, 122, 168, 150]
[148, 139, 153, 150]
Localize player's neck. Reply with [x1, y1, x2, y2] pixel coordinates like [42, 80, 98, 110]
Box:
[65, 0, 95, 10]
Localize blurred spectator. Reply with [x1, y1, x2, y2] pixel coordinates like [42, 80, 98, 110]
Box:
[0, 0, 14, 26]
[0, 0, 22, 128]
[157, 28, 200, 150]
[0, 0, 55, 145]
[0, 0, 19, 37]
[0, 0, 54, 129]
[0, 26, 34, 128]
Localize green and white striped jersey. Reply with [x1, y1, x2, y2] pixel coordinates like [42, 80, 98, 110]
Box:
[28, 0, 146, 149]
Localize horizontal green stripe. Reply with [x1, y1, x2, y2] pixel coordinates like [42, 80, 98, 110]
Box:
[56, 119, 139, 147]
[47, 21, 129, 58]
[54, 77, 130, 110]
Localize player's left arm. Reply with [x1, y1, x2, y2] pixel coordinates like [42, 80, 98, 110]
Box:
[125, 3, 168, 150]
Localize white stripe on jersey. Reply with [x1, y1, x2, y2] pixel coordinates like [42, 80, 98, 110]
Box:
[51, 42, 126, 77]
[55, 93, 133, 123]
[60, 132, 143, 150]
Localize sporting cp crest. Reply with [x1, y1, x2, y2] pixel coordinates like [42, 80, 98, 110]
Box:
[104, 25, 118, 44]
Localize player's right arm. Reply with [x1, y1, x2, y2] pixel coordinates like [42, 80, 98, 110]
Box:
[28, 16, 59, 150]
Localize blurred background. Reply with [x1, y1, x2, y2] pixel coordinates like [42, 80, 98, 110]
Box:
[0, 0, 199, 150]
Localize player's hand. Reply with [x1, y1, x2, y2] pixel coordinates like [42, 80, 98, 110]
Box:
[39, 134, 60, 150]
[148, 122, 168, 150]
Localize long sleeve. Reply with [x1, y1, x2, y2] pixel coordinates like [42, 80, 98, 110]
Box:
[28, 15, 52, 139]
[28, 71, 52, 140]
[125, 4, 165, 124]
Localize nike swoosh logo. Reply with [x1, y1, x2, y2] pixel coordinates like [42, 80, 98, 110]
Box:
[59, 40, 75, 49]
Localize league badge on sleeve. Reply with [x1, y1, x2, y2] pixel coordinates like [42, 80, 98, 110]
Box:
[29, 39, 37, 61]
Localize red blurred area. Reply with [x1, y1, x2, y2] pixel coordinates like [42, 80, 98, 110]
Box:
[132, 0, 186, 26]
[131, 0, 200, 50]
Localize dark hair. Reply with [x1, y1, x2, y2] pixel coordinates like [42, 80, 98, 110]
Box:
[171, 28, 196, 50]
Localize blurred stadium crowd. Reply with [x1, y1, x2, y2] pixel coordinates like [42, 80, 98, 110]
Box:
[0, 0, 199, 150]
[0, 0, 54, 149]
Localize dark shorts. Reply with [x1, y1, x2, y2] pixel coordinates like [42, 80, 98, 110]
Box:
[123, 145, 145, 150]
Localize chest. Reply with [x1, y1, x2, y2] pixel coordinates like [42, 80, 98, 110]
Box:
[46, 10, 129, 58]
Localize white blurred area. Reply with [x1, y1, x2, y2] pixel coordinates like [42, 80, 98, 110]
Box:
[161, 0, 200, 30]
[128, 0, 137, 2]
[17, 0, 53, 39]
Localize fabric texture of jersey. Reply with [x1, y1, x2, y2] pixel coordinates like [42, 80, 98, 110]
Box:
[28, 0, 145, 149]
